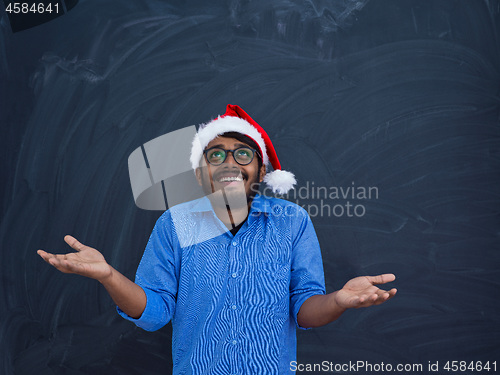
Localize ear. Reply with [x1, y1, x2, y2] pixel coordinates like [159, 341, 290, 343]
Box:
[259, 164, 266, 183]
[195, 168, 203, 186]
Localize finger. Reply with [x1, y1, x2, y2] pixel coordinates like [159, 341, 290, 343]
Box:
[356, 294, 368, 304]
[366, 273, 396, 285]
[58, 258, 82, 272]
[350, 296, 362, 307]
[376, 292, 390, 302]
[37, 249, 59, 263]
[372, 289, 398, 306]
[64, 235, 86, 252]
[48, 257, 84, 274]
[42, 255, 65, 270]
[38, 250, 68, 261]
[363, 293, 383, 305]
[37, 249, 49, 259]
[38, 250, 70, 270]
[49, 260, 74, 274]
[357, 294, 381, 307]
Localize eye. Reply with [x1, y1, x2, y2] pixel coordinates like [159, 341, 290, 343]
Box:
[235, 148, 253, 162]
[208, 149, 225, 163]
[236, 149, 251, 157]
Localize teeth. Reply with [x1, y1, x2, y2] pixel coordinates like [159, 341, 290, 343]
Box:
[219, 176, 243, 182]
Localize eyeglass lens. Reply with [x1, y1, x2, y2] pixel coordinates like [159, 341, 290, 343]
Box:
[206, 147, 254, 165]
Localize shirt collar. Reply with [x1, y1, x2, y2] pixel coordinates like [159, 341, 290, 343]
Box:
[249, 193, 271, 214]
[188, 193, 271, 214]
[189, 195, 215, 213]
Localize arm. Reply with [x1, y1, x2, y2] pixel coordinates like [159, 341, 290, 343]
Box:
[99, 266, 146, 319]
[38, 235, 146, 319]
[297, 274, 397, 328]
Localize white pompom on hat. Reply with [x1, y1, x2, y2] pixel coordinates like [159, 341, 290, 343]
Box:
[190, 104, 296, 194]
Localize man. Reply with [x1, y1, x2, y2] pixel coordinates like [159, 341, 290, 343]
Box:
[38, 104, 397, 374]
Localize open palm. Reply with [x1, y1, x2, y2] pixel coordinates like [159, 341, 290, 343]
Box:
[38, 235, 112, 282]
[335, 274, 397, 309]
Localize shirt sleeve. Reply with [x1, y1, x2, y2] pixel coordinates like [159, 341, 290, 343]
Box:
[289, 207, 326, 330]
[116, 212, 179, 332]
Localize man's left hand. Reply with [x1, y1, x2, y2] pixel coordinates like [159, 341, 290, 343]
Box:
[335, 273, 397, 309]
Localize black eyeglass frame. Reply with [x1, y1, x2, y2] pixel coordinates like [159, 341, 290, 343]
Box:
[203, 146, 260, 166]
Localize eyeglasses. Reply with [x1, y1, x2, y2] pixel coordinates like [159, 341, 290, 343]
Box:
[203, 146, 258, 166]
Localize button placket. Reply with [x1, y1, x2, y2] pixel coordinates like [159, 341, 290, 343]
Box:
[227, 238, 240, 357]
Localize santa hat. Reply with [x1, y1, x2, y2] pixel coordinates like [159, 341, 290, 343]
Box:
[190, 104, 296, 194]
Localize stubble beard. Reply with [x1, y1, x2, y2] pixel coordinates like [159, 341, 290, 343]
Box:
[199, 167, 261, 210]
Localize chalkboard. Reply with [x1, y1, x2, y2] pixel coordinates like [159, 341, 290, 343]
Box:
[1, 0, 499, 374]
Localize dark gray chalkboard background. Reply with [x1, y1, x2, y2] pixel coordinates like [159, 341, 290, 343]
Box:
[1, 0, 499, 374]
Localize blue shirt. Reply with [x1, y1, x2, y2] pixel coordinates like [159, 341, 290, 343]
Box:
[118, 194, 326, 374]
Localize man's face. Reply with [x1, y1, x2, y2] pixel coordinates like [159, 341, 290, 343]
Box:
[196, 136, 266, 205]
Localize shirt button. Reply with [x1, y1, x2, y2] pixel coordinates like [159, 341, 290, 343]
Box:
[232, 241, 238, 246]
[232, 339, 237, 345]
[231, 272, 237, 278]
[231, 304, 237, 310]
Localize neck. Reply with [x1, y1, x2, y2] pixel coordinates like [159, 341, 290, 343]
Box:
[210, 193, 255, 230]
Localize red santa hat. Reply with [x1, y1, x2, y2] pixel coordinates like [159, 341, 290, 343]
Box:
[190, 104, 296, 194]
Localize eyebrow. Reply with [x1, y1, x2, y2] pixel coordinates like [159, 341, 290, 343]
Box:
[208, 143, 249, 149]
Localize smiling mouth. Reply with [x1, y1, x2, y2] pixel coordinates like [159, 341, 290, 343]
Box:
[218, 176, 243, 183]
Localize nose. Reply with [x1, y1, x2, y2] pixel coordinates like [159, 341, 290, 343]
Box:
[223, 150, 238, 166]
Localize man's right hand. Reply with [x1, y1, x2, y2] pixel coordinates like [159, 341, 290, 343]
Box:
[38, 235, 147, 319]
[38, 235, 112, 283]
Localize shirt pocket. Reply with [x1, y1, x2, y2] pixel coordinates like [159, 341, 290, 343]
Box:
[245, 262, 289, 315]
